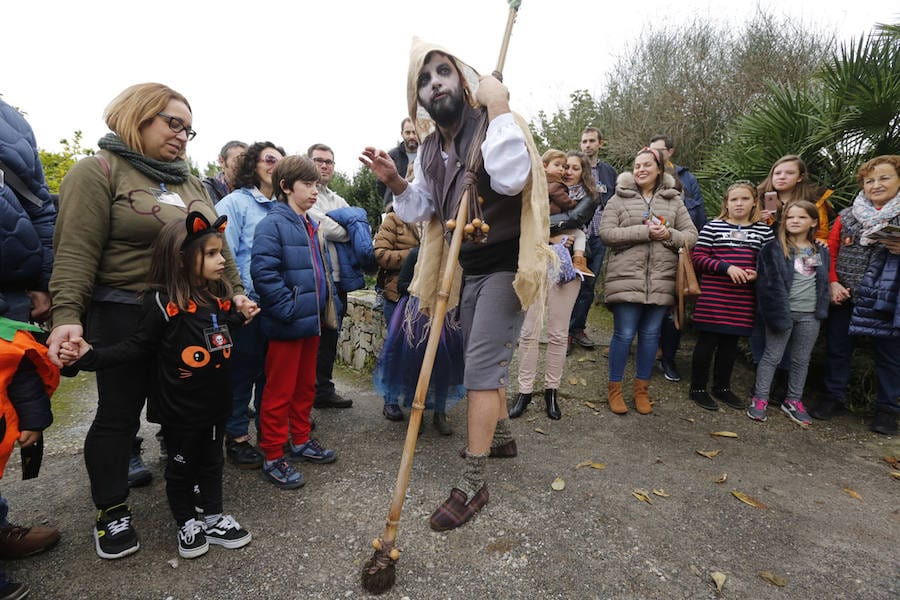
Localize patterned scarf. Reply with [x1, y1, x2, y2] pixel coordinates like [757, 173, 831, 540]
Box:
[98, 133, 190, 184]
[852, 188, 900, 244]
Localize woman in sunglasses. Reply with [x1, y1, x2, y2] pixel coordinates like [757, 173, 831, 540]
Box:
[46, 82, 253, 561]
[215, 142, 284, 468]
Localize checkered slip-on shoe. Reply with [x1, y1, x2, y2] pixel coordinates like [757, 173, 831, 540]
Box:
[429, 485, 489, 531]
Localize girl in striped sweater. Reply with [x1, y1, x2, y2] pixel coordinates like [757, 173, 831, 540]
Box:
[689, 182, 774, 410]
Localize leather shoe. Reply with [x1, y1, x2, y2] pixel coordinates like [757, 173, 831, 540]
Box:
[809, 397, 845, 421]
[871, 408, 898, 436]
[382, 404, 404, 421]
[226, 436, 264, 469]
[508, 393, 532, 418]
[433, 412, 453, 435]
[571, 330, 596, 348]
[0, 524, 60, 559]
[429, 485, 489, 531]
[314, 393, 353, 409]
[545, 388, 561, 420]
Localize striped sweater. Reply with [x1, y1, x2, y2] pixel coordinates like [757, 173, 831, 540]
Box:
[692, 220, 774, 335]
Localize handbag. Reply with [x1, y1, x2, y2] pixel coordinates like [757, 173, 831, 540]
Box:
[674, 244, 700, 331]
[550, 237, 577, 285]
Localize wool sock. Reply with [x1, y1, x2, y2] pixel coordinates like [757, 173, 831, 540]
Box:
[456, 452, 487, 502]
[491, 418, 514, 447]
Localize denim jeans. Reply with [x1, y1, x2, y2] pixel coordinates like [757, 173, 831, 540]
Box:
[826, 302, 900, 412]
[569, 235, 606, 335]
[608, 303, 668, 382]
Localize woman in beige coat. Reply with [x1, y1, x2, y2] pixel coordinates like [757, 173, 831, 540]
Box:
[599, 148, 697, 415]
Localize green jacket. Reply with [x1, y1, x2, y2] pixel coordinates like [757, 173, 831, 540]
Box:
[50, 150, 242, 327]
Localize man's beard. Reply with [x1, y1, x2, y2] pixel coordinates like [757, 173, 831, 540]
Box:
[425, 89, 464, 128]
[404, 139, 419, 153]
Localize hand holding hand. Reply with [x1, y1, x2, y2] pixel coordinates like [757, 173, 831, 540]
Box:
[830, 281, 851, 304]
[59, 337, 90, 364]
[234, 295, 260, 323]
[744, 268, 758, 282]
[47, 324, 83, 368]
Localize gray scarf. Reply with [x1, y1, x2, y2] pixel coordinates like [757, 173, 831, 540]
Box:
[98, 133, 190, 184]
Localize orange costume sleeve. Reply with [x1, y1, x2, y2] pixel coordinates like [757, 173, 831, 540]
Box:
[0, 321, 60, 478]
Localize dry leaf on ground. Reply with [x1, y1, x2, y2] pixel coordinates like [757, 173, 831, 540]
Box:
[576, 461, 605, 470]
[550, 476, 565, 491]
[714, 473, 728, 484]
[568, 376, 579, 385]
[652, 489, 670, 497]
[710, 431, 738, 438]
[711, 571, 726, 592]
[579, 378, 587, 386]
[732, 491, 768, 509]
[632, 489, 653, 504]
[843, 487, 863, 500]
[890, 471, 900, 481]
[534, 428, 547, 435]
[759, 571, 788, 587]
[575, 460, 592, 469]
[680, 417, 695, 423]
[583, 401, 597, 410]
[696, 449, 721, 459]
[883, 456, 899, 469]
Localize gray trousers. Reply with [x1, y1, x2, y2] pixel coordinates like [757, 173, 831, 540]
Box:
[754, 312, 821, 401]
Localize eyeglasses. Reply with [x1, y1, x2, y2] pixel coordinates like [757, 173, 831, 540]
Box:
[312, 157, 335, 167]
[258, 154, 280, 167]
[156, 112, 197, 140]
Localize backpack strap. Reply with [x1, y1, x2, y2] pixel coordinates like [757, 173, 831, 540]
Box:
[0, 158, 45, 207]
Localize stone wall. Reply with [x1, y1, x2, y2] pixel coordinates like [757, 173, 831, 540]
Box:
[336, 289, 385, 371]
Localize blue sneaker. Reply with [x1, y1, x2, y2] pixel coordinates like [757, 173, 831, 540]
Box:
[288, 439, 337, 464]
[746, 397, 768, 422]
[781, 398, 812, 426]
[261, 457, 305, 490]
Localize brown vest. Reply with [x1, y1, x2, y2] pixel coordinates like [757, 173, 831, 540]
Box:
[419, 104, 522, 274]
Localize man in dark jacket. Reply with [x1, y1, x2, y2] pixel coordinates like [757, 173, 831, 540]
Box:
[375, 118, 419, 210]
[201, 140, 247, 203]
[0, 96, 61, 597]
[568, 126, 617, 353]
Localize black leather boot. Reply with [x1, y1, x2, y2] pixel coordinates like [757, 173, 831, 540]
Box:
[509, 393, 532, 418]
[545, 389, 561, 420]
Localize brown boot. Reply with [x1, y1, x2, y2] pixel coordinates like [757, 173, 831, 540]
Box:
[608, 381, 627, 414]
[634, 378, 652, 414]
[572, 254, 594, 278]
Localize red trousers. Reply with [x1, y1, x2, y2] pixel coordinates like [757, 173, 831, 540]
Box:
[259, 336, 320, 461]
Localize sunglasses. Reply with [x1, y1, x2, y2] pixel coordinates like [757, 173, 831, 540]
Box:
[258, 154, 280, 167]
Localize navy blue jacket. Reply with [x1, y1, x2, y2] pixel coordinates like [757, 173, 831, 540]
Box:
[326, 206, 375, 293]
[756, 241, 830, 332]
[0, 99, 55, 300]
[251, 202, 340, 340]
[850, 250, 900, 338]
[675, 165, 708, 231]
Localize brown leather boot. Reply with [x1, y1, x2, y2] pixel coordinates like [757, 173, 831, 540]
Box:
[634, 378, 652, 414]
[608, 381, 627, 414]
[572, 254, 594, 278]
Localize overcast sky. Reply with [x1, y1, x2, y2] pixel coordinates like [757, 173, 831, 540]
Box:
[4, 0, 897, 177]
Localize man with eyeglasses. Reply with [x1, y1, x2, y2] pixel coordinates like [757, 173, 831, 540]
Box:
[305, 143, 354, 410]
[375, 118, 419, 210]
[202, 140, 247, 204]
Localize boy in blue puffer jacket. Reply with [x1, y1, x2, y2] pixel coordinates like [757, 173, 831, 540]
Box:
[251, 156, 342, 490]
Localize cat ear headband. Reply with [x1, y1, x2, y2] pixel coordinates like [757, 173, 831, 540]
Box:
[183, 211, 227, 248]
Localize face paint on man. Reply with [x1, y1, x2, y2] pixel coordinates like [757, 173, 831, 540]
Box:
[416, 52, 465, 128]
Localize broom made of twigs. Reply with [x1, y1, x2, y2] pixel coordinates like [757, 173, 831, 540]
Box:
[360, 3, 520, 595]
